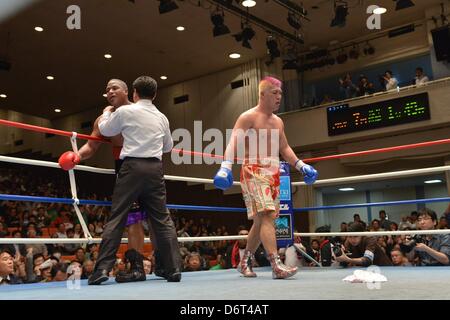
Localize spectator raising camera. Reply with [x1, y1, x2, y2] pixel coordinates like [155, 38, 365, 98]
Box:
[404, 208, 450, 266]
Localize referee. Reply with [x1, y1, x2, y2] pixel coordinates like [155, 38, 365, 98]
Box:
[88, 76, 181, 285]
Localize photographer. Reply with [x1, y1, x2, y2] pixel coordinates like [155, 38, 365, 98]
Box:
[335, 222, 392, 267]
[405, 208, 450, 266]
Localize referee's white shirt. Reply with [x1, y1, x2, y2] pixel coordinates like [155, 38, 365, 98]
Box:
[98, 99, 173, 160]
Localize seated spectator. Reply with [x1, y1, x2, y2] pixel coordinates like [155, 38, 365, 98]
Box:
[0, 223, 9, 237]
[0, 249, 23, 285]
[81, 260, 94, 279]
[143, 257, 152, 275]
[321, 94, 335, 104]
[356, 75, 375, 96]
[61, 228, 78, 255]
[52, 262, 68, 281]
[414, 67, 429, 86]
[383, 70, 398, 91]
[338, 73, 356, 99]
[335, 222, 393, 267]
[390, 249, 412, 266]
[379, 210, 394, 230]
[399, 215, 413, 230]
[74, 247, 86, 264]
[183, 252, 208, 272]
[25, 229, 48, 257]
[405, 208, 450, 266]
[353, 214, 367, 230]
[370, 219, 383, 232]
[438, 216, 448, 229]
[223, 227, 268, 269]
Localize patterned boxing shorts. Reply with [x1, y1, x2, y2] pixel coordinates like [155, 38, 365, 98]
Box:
[240, 158, 280, 220]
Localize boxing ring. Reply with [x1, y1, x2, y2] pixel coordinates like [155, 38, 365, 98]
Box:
[1, 119, 450, 300]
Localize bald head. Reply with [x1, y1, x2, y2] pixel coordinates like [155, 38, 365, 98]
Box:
[107, 79, 128, 92]
[105, 79, 130, 107]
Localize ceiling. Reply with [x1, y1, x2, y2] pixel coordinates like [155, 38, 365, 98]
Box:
[0, 0, 443, 119]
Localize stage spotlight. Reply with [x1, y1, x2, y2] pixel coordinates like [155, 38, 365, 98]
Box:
[211, 10, 230, 37]
[233, 24, 255, 49]
[330, 1, 348, 27]
[159, 0, 178, 14]
[287, 12, 301, 30]
[395, 0, 415, 11]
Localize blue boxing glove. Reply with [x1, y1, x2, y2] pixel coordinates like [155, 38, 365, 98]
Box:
[214, 161, 233, 190]
[295, 160, 318, 185]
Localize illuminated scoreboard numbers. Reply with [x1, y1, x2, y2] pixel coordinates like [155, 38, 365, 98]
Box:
[327, 93, 430, 136]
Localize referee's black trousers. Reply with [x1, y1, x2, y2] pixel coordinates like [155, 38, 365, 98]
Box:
[95, 157, 181, 274]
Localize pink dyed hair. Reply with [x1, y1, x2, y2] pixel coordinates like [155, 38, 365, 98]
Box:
[259, 76, 282, 94]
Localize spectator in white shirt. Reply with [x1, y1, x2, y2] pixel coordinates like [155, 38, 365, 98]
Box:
[415, 67, 429, 86]
[383, 70, 398, 91]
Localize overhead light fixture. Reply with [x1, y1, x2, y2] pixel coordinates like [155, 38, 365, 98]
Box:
[395, 0, 415, 11]
[287, 12, 301, 30]
[34, 26, 44, 32]
[160, 76, 168, 80]
[242, 0, 256, 7]
[103, 93, 107, 97]
[424, 179, 442, 184]
[159, 0, 179, 14]
[211, 9, 230, 37]
[373, 7, 387, 14]
[229, 53, 241, 59]
[282, 59, 298, 70]
[233, 23, 255, 49]
[0, 94, 7, 98]
[46, 75, 54, 80]
[54, 108, 61, 113]
[176, 26, 185, 31]
[266, 35, 280, 61]
[104, 54, 112, 59]
[330, 1, 348, 28]
[339, 187, 355, 191]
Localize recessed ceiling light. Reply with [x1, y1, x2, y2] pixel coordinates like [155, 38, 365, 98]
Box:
[229, 53, 241, 59]
[46, 75, 54, 80]
[176, 26, 185, 31]
[339, 187, 355, 192]
[34, 26, 44, 32]
[104, 54, 112, 59]
[160, 76, 168, 80]
[424, 179, 442, 184]
[103, 94, 107, 97]
[54, 108, 61, 113]
[242, 0, 256, 8]
[0, 94, 6, 98]
[373, 7, 387, 14]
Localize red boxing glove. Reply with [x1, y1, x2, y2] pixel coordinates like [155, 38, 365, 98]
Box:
[58, 151, 80, 171]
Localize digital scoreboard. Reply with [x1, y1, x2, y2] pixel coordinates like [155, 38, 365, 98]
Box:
[327, 92, 430, 136]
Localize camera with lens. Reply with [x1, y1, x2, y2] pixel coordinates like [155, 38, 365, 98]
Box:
[332, 241, 343, 257]
[400, 234, 425, 253]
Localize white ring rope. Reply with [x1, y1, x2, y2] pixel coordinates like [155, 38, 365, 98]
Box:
[1, 229, 450, 245]
[1, 155, 449, 186]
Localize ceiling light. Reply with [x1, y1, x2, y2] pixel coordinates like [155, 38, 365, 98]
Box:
[104, 54, 112, 59]
[373, 7, 387, 14]
[34, 26, 44, 32]
[159, 0, 179, 14]
[339, 187, 355, 191]
[160, 76, 168, 80]
[395, 0, 415, 11]
[103, 94, 107, 97]
[211, 10, 230, 37]
[46, 75, 54, 80]
[242, 0, 256, 7]
[266, 35, 280, 59]
[54, 109, 61, 113]
[0, 94, 7, 98]
[176, 26, 185, 31]
[287, 12, 301, 30]
[424, 180, 442, 184]
[233, 24, 255, 49]
[229, 53, 241, 59]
